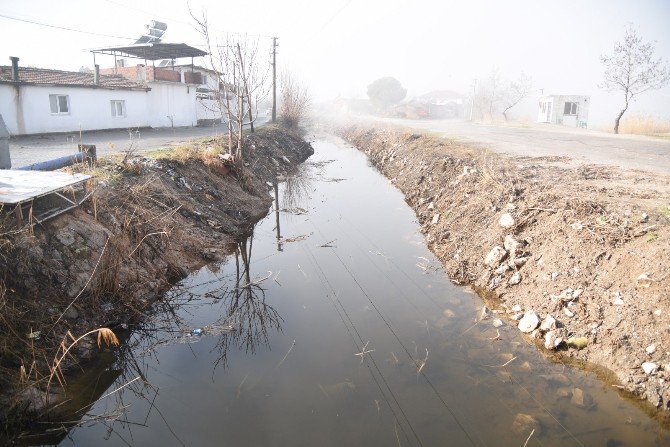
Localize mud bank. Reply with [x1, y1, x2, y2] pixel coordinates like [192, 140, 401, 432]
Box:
[0, 126, 313, 431]
[338, 124, 670, 413]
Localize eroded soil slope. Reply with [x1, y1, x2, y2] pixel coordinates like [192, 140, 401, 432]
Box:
[339, 124, 670, 411]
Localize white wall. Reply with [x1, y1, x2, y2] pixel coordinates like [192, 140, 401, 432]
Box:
[146, 81, 197, 128]
[0, 84, 19, 134]
[0, 84, 149, 135]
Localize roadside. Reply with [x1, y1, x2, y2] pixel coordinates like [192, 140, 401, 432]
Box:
[0, 125, 312, 437]
[358, 117, 670, 176]
[8, 118, 268, 168]
[338, 123, 670, 414]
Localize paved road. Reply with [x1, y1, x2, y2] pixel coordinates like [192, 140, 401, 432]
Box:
[363, 117, 670, 176]
[8, 122, 262, 168]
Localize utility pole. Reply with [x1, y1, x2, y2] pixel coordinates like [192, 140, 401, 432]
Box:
[469, 78, 478, 122]
[271, 37, 278, 123]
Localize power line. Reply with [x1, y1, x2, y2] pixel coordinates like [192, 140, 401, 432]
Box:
[308, 0, 354, 41]
[101, 0, 193, 27]
[0, 12, 134, 40]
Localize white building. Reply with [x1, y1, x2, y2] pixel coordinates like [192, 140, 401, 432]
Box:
[171, 64, 226, 125]
[0, 62, 152, 135]
[538, 95, 590, 128]
[0, 43, 208, 136]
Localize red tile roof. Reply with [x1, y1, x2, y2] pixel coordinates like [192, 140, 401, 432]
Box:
[0, 66, 149, 90]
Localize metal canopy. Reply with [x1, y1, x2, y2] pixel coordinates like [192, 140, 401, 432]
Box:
[1, 170, 93, 227]
[0, 170, 91, 205]
[91, 43, 207, 61]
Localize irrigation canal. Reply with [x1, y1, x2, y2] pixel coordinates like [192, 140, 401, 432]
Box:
[33, 135, 669, 446]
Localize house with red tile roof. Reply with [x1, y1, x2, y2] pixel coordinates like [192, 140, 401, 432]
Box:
[0, 56, 200, 135]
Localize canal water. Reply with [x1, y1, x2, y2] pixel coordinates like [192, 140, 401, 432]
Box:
[38, 136, 669, 446]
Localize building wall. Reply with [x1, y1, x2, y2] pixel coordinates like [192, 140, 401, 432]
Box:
[0, 84, 19, 134]
[0, 84, 149, 135]
[175, 67, 225, 123]
[146, 81, 197, 128]
[538, 95, 590, 128]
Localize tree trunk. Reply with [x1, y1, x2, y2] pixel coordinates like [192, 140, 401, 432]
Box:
[613, 102, 629, 134]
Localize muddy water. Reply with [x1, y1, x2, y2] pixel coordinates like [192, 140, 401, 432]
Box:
[43, 136, 668, 446]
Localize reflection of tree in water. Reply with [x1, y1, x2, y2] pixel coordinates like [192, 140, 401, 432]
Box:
[214, 230, 282, 370]
[281, 164, 313, 211]
[274, 164, 314, 251]
[24, 227, 282, 445]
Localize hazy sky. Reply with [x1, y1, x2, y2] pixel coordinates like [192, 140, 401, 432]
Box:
[1, 0, 669, 126]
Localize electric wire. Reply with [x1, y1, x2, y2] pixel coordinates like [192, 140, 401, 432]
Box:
[301, 244, 415, 446]
[0, 12, 134, 40]
[320, 139, 586, 445]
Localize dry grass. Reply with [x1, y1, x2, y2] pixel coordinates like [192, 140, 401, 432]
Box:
[48, 327, 119, 391]
[617, 115, 670, 135]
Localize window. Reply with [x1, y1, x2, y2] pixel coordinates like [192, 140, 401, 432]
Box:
[49, 94, 70, 114]
[564, 102, 578, 115]
[111, 100, 126, 117]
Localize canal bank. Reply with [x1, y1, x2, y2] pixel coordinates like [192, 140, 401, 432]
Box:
[0, 125, 313, 437]
[338, 123, 670, 415]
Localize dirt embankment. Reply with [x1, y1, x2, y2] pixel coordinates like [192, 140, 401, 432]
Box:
[0, 126, 313, 428]
[338, 124, 670, 412]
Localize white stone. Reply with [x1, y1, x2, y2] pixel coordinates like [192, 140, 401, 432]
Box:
[654, 309, 662, 316]
[636, 273, 653, 288]
[571, 222, 584, 230]
[518, 311, 540, 333]
[493, 319, 504, 328]
[646, 344, 657, 355]
[613, 297, 624, 306]
[495, 264, 510, 275]
[427, 202, 435, 210]
[484, 246, 507, 268]
[499, 213, 515, 228]
[503, 235, 520, 253]
[480, 306, 492, 320]
[544, 331, 556, 350]
[511, 304, 523, 313]
[431, 213, 440, 225]
[512, 313, 524, 321]
[572, 289, 583, 299]
[508, 272, 521, 286]
[540, 315, 557, 332]
[563, 307, 575, 318]
[642, 362, 659, 375]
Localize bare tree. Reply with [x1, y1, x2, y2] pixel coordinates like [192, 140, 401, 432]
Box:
[279, 72, 310, 129]
[191, 9, 270, 162]
[501, 74, 532, 121]
[600, 25, 670, 134]
[486, 68, 501, 120]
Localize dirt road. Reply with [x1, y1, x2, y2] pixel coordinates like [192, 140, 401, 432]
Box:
[363, 117, 670, 176]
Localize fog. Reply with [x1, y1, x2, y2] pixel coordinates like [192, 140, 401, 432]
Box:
[1, 0, 669, 127]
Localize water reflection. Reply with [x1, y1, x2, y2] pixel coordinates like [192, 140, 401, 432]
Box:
[213, 232, 283, 369]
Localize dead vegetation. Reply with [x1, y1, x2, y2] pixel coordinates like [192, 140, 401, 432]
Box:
[615, 115, 670, 136]
[0, 126, 312, 438]
[339, 124, 670, 411]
